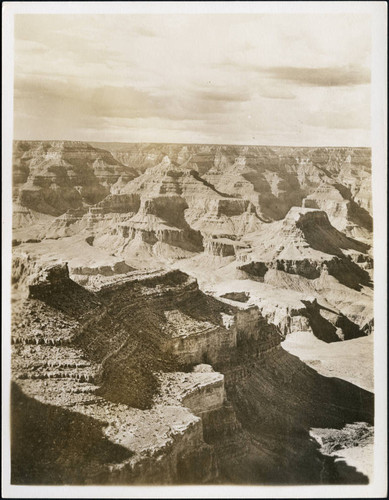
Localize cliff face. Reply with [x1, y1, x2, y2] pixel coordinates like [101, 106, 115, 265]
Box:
[11, 142, 374, 345]
[10, 266, 272, 483]
[13, 142, 372, 241]
[12, 142, 372, 309]
[13, 141, 139, 218]
[12, 143, 373, 322]
[11, 265, 373, 485]
[238, 208, 372, 290]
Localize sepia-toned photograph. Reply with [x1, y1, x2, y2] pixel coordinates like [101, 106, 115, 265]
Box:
[2, 1, 387, 498]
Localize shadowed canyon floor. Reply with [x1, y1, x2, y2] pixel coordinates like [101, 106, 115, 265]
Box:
[10, 142, 374, 485]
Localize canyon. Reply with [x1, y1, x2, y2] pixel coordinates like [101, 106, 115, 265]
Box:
[10, 141, 374, 485]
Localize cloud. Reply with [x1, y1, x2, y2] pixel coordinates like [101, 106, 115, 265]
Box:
[14, 76, 160, 119]
[14, 76, 248, 125]
[216, 61, 370, 88]
[13, 14, 372, 146]
[262, 65, 370, 87]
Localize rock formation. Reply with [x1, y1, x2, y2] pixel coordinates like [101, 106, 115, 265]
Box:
[10, 141, 374, 485]
[11, 264, 373, 485]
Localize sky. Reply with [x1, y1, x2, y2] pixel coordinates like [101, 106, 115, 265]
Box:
[13, 13, 371, 146]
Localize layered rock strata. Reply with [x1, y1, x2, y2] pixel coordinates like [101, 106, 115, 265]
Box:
[11, 263, 373, 485]
[10, 141, 374, 485]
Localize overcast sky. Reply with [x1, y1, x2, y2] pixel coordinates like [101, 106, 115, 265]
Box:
[14, 14, 371, 146]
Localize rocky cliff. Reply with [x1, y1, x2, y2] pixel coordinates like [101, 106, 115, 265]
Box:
[13, 141, 139, 218]
[10, 141, 374, 485]
[13, 142, 372, 240]
[12, 142, 373, 319]
[11, 264, 373, 485]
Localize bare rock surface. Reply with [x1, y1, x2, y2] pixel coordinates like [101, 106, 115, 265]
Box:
[282, 331, 374, 392]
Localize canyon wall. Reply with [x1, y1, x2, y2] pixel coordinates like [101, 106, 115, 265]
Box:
[10, 141, 374, 485]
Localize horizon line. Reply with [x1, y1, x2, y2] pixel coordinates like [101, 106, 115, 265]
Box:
[13, 138, 372, 149]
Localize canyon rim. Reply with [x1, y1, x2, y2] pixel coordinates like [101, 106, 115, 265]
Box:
[2, 2, 387, 498]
